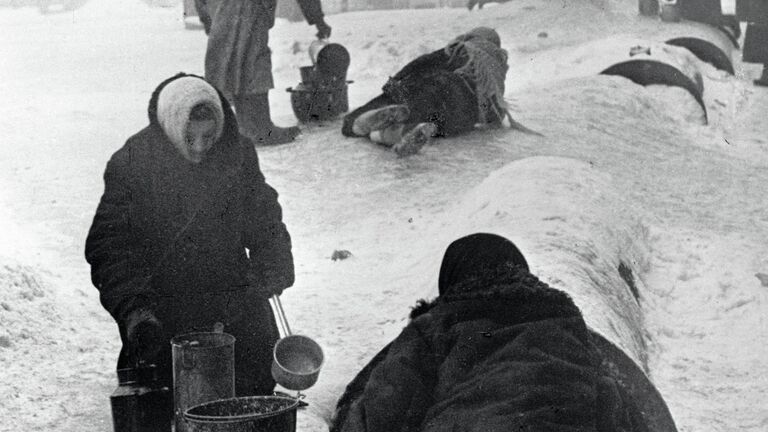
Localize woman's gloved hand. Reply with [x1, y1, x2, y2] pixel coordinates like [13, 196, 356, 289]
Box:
[315, 18, 332, 39]
[126, 309, 164, 364]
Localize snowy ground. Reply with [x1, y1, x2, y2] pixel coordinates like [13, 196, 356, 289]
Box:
[1, 0, 767, 430]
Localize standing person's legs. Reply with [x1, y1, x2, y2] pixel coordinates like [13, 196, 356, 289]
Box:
[236, 5, 299, 146]
[204, 1, 299, 144]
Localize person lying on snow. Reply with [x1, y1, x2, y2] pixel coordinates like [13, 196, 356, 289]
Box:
[341, 27, 537, 157]
[85, 73, 294, 401]
[330, 233, 651, 432]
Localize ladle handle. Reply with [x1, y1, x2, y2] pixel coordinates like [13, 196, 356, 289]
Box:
[271, 294, 292, 337]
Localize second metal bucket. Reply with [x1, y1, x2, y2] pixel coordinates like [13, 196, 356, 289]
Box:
[172, 332, 236, 432]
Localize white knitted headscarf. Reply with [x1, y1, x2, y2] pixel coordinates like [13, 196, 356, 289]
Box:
[156, 76, 225, 151]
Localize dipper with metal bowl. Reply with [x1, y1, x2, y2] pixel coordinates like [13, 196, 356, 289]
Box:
[181, 297, 323, 432]
[269, 294, 325, 393]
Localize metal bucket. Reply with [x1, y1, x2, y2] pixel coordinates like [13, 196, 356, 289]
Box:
[184, 396, 299, 432]
[288, 82, 349, 122]
[269, 296, 325, 391]
[309, 40, 351, 81]
[172, 332, 236, 432]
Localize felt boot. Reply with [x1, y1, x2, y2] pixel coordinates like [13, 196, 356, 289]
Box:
[393, 122, 437, 157]
[236, 93, 300, 146]
[352, 104, 410, 136]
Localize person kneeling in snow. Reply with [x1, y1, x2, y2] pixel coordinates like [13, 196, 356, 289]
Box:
[85, 73, 294, 400]
[342, 27, 533, 157]
[330, 233, 654, 432]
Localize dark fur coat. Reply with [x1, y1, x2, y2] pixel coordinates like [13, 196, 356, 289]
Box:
[330, 266, 650, 432]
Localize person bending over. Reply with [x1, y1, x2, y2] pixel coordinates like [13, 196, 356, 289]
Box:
[342, 27, 534, 157]
[85, 73, 294, 404]
[330, 233, 656, 432]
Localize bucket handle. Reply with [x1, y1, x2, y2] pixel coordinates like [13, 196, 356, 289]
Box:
[270, 295, 292, 337]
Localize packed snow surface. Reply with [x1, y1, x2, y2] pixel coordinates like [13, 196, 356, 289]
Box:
[1, 0, 767, 431]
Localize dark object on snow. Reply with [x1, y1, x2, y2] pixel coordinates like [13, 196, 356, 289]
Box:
[172, 332, 236, 432]
[330, 233, 675, 432]
[618, 261, 641, 303]
[111, 364, 172, 432]
[331, 250, 353, 261]
[184, 395, 299, 432]
[85, 73, 294, 406]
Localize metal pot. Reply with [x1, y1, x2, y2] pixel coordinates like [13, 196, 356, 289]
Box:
[287, 82, 350, 123]
[269, 296, 324, 391]
[184, 395, 299, 432]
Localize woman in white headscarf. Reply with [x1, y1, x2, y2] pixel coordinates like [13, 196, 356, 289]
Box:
[85, 73, 295, 403]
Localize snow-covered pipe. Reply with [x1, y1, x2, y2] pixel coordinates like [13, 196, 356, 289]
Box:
[666, 37, 734, 74]
[657, 19, 737, 73]
[416, 156, 676, 431]
[598, 40, 706, 122]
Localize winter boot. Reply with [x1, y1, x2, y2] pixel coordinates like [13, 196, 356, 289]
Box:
[351, 104, 410, 136]
[236, 93, 301, 146]
[393, 122, 437, 157]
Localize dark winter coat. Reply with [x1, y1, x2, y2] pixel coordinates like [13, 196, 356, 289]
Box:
[204, 0, 325, 100]
[330, 265, 651, 432]
[341, 49, 482, 139]
[84, 75, 294, 395]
